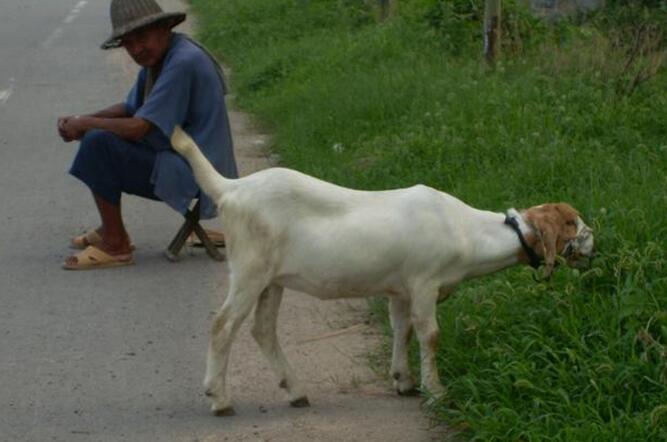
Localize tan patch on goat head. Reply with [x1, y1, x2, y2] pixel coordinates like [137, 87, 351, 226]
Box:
[523, 203, 579, 278]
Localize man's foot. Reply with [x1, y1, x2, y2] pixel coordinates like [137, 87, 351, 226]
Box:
[70, 228, 103, 249]
[63, 245, 134, 270]
[71, 228, 135, 250]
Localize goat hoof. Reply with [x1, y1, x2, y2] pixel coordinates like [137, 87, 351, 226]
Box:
[204, 389, 215, 397]
[279, 379, 288, 389]
[290, 397, 310, 408]
[213, 406, 236, 417]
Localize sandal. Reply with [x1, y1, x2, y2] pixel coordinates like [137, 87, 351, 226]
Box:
[71, 230, 135, 251]
[62, 245, 134, 270]
[70, 230, 102, 249]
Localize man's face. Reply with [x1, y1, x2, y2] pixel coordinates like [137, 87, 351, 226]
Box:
[121, 23, 172, 67]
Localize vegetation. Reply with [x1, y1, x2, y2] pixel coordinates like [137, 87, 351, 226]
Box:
[190, 0, 667, 439]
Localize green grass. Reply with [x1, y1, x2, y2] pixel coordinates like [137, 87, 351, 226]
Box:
[191, 0, 667, 439]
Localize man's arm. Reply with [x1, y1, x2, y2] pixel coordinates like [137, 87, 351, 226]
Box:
[58, 103, 153, 143]
[87, 103, 130, 119]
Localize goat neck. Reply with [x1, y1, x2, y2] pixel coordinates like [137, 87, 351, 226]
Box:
[462, 208, 538, 278]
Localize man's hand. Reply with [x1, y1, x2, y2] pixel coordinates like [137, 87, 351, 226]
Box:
[58, 104, 149, 143]
[58, 115, 87, 142]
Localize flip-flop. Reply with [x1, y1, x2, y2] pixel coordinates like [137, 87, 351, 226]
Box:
[70, 230, 102, 249]
[187, 229, 226, 248]
[62, 245, 134, 270]
[70, 230, 135, 251]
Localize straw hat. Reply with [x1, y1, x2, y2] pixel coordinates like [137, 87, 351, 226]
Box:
[101, 0, 186, 50]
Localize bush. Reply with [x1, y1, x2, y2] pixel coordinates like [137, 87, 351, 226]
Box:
[587, 1, 666, 95]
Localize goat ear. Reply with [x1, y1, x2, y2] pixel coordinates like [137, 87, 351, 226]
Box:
[524, 205, 562, 279]
[538, 224, 558, 279]
[535, 215, 558, 279]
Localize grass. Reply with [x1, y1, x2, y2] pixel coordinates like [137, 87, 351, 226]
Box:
[190, 0, 667, 439]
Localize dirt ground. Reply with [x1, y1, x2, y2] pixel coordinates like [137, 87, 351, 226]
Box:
[111, 2, 447, 440]
[203, 110, 446, 442]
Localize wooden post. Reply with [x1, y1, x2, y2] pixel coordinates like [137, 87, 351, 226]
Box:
[379, 0, 392, 21]
[484, 0, 502, 67]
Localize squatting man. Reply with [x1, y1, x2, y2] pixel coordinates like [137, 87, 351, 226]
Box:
[57, 0, 237, 269]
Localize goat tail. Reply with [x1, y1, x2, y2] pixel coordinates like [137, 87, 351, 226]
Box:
[170, 125, 229, 204]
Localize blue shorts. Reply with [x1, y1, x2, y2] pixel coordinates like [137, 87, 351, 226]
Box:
[69, 129, 160, 205]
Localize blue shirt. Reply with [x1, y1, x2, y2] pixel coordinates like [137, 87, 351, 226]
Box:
[125, 33, 238, 219]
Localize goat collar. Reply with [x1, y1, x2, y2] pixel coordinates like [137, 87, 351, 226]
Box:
[504, 212, 541, 269]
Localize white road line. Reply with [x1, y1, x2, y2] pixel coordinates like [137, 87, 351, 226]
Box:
[64, 0, 88, 23]
[73, 0, 88, 12]
[43, 27, 64, 48]
[0, 78, 16, 105]
[43, 1, 89, 47]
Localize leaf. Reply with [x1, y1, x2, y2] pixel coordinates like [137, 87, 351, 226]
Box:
[513, 379, 535, 390]
[650, 404, 667, 426]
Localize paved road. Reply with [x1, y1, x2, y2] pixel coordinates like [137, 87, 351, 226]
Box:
[0, 2, 442, 441]
[0, 2, 228, 440]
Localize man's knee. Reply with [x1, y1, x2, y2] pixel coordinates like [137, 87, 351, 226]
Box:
[80, 129, 116, 151]
[72, 129, 126, 174]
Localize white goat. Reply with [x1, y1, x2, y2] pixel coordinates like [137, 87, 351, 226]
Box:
[170, 126, 595, 415]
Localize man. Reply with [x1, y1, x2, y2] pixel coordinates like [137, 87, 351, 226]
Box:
[58, 0, 237, 269]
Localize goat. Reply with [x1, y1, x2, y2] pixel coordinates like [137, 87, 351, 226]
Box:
[170, 126, 595, 415]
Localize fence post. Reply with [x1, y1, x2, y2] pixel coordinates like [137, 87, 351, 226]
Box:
[379, 0, 392, 21]
[484, 0, 502, 67]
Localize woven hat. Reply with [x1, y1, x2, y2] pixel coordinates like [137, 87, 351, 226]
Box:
[101, 0, 186, 50]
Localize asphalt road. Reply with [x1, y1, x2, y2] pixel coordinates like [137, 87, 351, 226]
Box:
[0, 1, 228, 440]
[0, 2, 443, 442]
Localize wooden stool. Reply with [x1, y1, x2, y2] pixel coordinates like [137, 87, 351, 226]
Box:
[164, 199, 224, 262]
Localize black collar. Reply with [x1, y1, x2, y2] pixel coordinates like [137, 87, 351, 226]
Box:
[504, 214, 541, 269]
